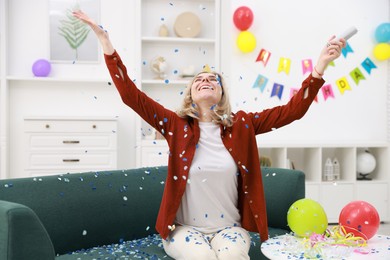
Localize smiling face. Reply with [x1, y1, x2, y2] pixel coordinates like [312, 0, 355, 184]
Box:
[190, 72, 223, 106]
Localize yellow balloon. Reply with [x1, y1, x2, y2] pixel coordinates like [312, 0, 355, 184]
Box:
[373, 43, 390, 61]
[287, 198, 328, 237]
[237, 31, 256, 53]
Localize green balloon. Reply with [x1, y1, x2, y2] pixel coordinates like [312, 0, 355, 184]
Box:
[287, 198, 328, 237]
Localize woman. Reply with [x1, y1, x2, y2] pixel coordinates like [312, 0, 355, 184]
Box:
[73, 10, 345, 260]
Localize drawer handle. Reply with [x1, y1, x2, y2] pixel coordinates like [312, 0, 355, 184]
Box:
[63, 140, 80, 144]
[62, 159, 80, 162]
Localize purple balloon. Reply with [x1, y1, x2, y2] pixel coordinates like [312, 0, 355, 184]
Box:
[32, 59, 51, 77]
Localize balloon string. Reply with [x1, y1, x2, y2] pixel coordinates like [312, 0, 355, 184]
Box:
[302, 225, 367, 258]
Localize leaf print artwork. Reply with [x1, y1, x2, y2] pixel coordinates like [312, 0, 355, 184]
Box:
[58, 5, 90, 60]
[49, 0, 99, 62]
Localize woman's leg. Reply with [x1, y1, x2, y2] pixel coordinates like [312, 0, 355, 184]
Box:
[162, 226, 218, 260]
[210, 227, 251, 260]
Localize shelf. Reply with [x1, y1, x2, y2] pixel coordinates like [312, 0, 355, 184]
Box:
[142, 37, 215, 44]
[6, 76, 110, 83]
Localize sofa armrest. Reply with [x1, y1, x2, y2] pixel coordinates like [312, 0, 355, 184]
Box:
[0, 200, 55, 260]
[261, 167, 305, 230]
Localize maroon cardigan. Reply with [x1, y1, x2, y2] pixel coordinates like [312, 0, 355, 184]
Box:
[105, 51, 325, 241]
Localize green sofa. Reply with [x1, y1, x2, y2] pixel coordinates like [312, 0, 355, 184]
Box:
[0, 166, 305, 260]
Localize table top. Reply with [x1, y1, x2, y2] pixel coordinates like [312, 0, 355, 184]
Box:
[261, 233, 390, 259]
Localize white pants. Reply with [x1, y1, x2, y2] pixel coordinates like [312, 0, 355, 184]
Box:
[162, 226, 251, 260]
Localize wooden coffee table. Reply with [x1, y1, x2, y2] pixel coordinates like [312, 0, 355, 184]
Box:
[261, 233, 390, 259]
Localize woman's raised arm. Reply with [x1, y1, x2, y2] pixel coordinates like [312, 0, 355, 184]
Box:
[72, 10, 115, 55]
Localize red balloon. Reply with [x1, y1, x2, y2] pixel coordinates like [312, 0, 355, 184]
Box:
[233, 6, 254, 31]
[339, 201, 380, 240]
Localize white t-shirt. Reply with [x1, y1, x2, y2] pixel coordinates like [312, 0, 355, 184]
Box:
[175, 121, 241, 233]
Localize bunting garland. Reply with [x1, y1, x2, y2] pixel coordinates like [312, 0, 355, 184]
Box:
[321, 84, 335, 101]
[256, 48, 271, 67]
[252, 42, 378, 102]
[252, 74, 268, 92]
[271, 83, 284, 99]
[350, 67, 366, 85]
[302, 59, 313, 75]
[341, 42, 354, 57]
[336, 77, 352, 95]
[278, 57, 291, 75]
[361, 57, 377, 74]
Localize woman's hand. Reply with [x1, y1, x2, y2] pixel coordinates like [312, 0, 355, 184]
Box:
[72, 10, 115, 55]
[313, 36, 346, 78]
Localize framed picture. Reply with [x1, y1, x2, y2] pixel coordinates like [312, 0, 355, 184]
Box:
[49, 0, 100, 63]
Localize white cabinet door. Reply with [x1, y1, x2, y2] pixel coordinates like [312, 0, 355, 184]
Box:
[320, 183, 354, 223]
[305, 183, 320, 202]
[355, 182, 389, 222]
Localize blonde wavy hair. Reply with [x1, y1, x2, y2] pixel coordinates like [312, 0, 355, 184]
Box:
[176, 71, 234, 127]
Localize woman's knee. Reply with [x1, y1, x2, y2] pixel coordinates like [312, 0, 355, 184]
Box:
[167, 246, 217, 260]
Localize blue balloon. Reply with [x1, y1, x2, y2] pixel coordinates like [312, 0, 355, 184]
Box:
[375, 23, 390, 43]
[32, 59, 51, 77]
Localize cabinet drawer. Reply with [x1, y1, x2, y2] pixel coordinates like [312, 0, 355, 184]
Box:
[28, 135, 114, 149]
[26, 152, 116, 169]
[24, 119, 117, 133]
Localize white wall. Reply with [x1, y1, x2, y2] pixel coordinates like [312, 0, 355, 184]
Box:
[226, 0, 389, 145]
[7, 0, 139, 177]
[3, 0, 389, 178]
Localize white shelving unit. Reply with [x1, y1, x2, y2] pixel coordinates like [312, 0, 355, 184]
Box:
[134, 0, 221, 167]
[258, 144, 389, 222]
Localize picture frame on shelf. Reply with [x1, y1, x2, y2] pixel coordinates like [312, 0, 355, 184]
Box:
[49, 0, 100, 63]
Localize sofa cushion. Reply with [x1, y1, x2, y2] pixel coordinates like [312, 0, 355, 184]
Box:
[261, 167, 305, 229]
[0, 167, 168, 255]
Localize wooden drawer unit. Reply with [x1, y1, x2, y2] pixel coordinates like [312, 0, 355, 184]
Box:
[24, 117, 117, 176]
